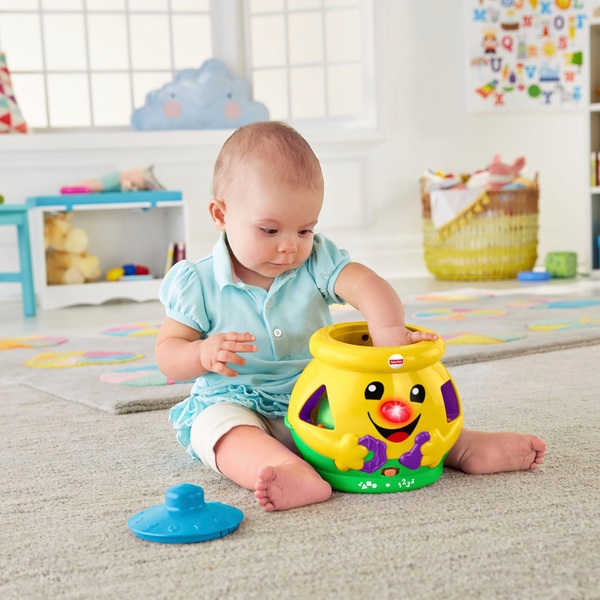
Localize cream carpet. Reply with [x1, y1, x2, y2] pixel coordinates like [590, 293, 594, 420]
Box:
[1, 344, 598, 599]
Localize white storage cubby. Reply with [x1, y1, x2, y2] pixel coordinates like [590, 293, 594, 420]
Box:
[27, 191, 185, 310]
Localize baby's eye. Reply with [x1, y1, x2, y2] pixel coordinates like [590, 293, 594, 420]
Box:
[299, 229, 314, 237]
[260, 227, 278, 235]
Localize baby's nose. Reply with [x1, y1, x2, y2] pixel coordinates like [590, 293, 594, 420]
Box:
[278, 237, 297, 253]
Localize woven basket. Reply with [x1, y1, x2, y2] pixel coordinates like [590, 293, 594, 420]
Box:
[421, 178, 539, 280]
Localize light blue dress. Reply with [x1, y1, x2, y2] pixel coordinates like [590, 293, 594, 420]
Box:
[160, 232, 351, 454]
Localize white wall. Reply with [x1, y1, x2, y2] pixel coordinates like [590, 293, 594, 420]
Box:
[370, 1, 588, 265]
[0, 0, 590, 306]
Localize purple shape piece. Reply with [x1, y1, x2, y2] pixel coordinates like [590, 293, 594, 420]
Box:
[299, 385, 326, 424]
[399, 431, 430, 470]
[359, 435, 387, 473]
[441, 379, 460, 421]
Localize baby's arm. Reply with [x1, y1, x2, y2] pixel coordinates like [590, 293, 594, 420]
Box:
[155, 317, 257, 381]
[334, 262, 437, 347]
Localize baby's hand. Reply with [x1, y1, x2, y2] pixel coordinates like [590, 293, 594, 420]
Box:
[371, 325, 437, 347]
[200, 332, 257, 377]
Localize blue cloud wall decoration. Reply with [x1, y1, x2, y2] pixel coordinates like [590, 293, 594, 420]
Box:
[131, 59, 269, 131]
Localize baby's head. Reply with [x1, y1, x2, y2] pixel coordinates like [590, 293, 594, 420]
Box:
[210, 122, 325, 289]
[212, 121, 324, 203]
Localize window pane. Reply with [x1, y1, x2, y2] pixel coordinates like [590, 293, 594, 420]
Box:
[88, 15, 129, 70]
[251, 15, 286, 68]
[0, 0, 37, 8]
[252, 68, 288, 120]
[290, 66, 324, 118]
[249, 0, 284, 13]
[0, 15, 43, 71]
[325, 8, 360, 62]
[47, 73, 91, 126]
[325, 0, 358, 6]
[44, 14, 87, 71]
[86, 0, 125, 10]
[129, 0, 168, 11]
[327, 64, 362, 116]
[288, 12, 322, 65]
[10, 73, 47, 128]
[288, 0, 321, 10]
[130, 15, 171, 70]
[91, 73, 132, 126]
[172, 0, 209, 11]
[42, 0, 82, 9]
[172, 14, 212, 70]
[132, 72, 171, 108]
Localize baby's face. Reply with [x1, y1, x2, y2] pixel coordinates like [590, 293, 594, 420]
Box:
[222, 163, 323, 289]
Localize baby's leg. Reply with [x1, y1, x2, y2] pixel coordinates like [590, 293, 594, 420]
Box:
[446, 428, 546, 474]
[215, 425, 331, 511]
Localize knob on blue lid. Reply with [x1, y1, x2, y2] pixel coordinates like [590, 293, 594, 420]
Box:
[128, 483, 244, 544]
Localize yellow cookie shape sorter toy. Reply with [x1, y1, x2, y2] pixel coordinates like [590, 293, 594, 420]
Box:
[286, 322, 463, 493]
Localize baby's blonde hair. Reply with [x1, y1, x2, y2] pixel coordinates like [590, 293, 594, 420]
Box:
[212, 121, 323, 200]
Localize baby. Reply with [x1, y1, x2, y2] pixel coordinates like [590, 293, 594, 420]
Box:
[156, 121, 546, 511]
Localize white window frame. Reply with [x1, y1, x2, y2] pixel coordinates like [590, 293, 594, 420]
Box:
[0, 0, 385, 139]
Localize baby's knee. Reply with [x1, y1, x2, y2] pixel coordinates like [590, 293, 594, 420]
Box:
[190, 402, 268, 471]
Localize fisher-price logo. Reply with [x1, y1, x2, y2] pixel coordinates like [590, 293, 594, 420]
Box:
[388, 353, 404, 369]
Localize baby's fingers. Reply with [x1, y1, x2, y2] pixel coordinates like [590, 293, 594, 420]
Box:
[212, 361, 241, 378]
[223, 332, 257, 353]
[409, 330, 438, 343]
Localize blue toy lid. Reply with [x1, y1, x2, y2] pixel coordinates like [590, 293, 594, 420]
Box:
[517, 270, 551, 282]
[128, 483, 244, 544]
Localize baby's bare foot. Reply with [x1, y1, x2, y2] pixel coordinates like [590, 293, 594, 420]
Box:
[448, 430, 546, 475]
[254, 460, 332, 512]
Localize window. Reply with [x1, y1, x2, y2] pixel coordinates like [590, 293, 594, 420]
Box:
[245, 0, 375, 126]
[0, 0, 376, 131]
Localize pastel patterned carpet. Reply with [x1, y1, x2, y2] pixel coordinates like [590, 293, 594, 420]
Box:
[527, 317, 600, 332]
[509, 298, 600, 310]
[100, 364, 191, 387]
[101, 323, 161, 337]
[412, 291, 495, 302]
[0, 335, 68, 350]
[26, 350, 144, 368]
[2, 282, 600, 414]
[443, 332, 527, 345]
[413, 308, 507, 321]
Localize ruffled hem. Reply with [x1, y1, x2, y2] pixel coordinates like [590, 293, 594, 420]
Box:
[169, 384, 290, 457]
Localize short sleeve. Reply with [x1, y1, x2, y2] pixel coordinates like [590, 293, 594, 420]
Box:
[305, 234, 351, 305]
[159, 260, 210, 333]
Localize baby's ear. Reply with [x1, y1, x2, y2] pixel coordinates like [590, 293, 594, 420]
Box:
[209, 199, 226, 230]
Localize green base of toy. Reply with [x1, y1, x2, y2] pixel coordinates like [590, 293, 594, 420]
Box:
[289, 427, 446, 494]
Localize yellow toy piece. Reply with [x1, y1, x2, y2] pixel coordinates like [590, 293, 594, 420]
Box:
[286, 322, 463, 493]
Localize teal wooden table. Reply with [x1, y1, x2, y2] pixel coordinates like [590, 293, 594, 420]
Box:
[0, 204, 36, 317]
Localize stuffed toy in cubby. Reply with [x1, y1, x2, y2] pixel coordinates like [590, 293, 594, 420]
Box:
[44, 213, 101, 285]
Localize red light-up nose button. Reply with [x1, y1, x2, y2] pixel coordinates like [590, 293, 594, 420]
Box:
[380, 401, 411, 424]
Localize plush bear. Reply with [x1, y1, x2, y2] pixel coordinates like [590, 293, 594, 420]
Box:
[44, 213, 101, 285]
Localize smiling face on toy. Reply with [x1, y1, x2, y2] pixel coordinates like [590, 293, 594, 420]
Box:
[365, 380, 424, 445]
[304, 366, 460, 460]
[287, 322, 463, 492]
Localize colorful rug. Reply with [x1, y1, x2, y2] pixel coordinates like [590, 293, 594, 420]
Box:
[0, 336, 68, 350]
[2, 280, 600, 415]
[0, 321, 190, 414]
[403, 281, 600, 365]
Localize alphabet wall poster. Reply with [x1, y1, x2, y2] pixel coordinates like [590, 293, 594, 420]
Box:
[467, 0, 587, 111]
